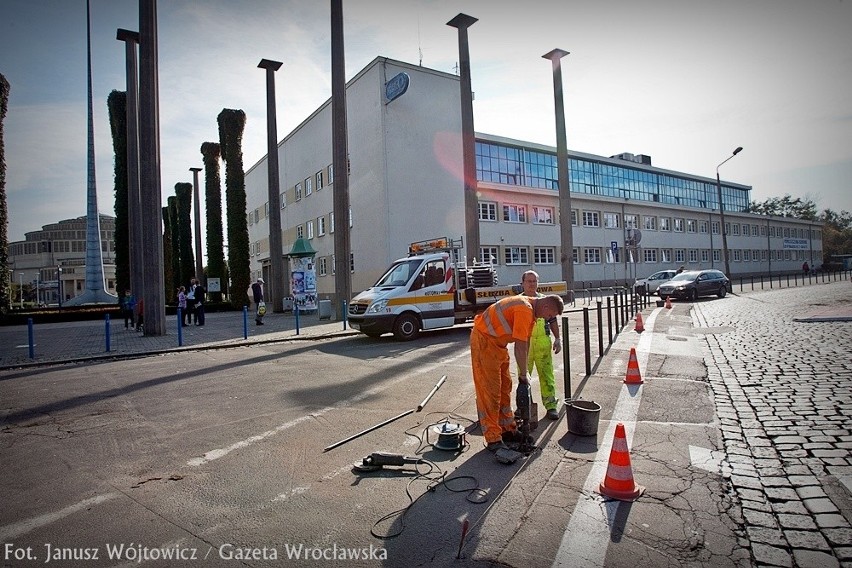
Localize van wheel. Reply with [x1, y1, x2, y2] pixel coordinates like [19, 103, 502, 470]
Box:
[393, 314, 420, 341]
[717, 286, 727, 298]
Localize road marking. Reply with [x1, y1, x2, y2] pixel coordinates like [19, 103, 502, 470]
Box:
[187, 350, 471, 467]
[0, 493, 121, 540]
[552, 308, 659, 568]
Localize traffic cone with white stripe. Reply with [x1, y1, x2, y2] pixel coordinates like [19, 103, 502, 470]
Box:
[624, 347, 643, 384]
[664, 296, 672, 309]
[598, 422, 645, 501]
[634, 312, 645, 332]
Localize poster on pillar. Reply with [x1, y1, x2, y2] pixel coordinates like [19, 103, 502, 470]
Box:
[291, 257, 317, 311]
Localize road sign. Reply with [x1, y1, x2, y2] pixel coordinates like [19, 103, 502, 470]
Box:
[611, 241, 618, 252]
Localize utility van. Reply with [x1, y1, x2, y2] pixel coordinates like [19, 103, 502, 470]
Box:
[347, 237, 568, 340]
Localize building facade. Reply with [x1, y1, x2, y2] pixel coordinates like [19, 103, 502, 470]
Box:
[7, 214, 117, 305]
[242, 56, 822, 309]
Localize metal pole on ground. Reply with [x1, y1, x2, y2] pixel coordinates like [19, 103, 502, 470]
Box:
[243, 306, 248, 339]
[342, 300, 348, 330]
[27, 318, 34, 359]
[562, 315, 571, 401]
[295, 304, 300, 335]
[177, 308, 183, 347]
[105, 314, 111, 352]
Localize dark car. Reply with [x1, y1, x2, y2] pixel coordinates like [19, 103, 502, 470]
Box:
[656, 269, 730, 301]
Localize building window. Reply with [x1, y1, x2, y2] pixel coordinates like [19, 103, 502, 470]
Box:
[350, 252, 355, 273]
[733, 249, 741, 262]
[584, 248, 601, 264]
[741, 224, 749, 235]
[624, 214, 638, 229]
[319, 257, 328, 276]
[604, 212, 620, 229]
[327, 164, 334, 185]
[687, 219, 697, 233]
[643, 248, 657, 263]
[307, 220, 314, 239]
[752, 225, 759, 237]
[743, 249, 752, 262]
[659, 217, 671, 231]
[296, 224, 304, 239]
[532, 206, 554, 224]
[688, 249, 698, 263]
[675, 249, 685, 263]
[248, 213, 253, 226]
[479, 202, 497, 221]
[534, 247, 555, 264]
[316, 170, 323, 190]
[712, 221, 720, 235]
[503, 204, 527, 223]
[714, 250, 721, 263]
[481, 246, 499, 264]
[330, 212, 335, 233]
[661, 249, 672, 263]
[304, 177, 312, 197]
[504, 246, 529, 265]
[264, 202, 269, 218]
[571, 209, 578, 226]
[280, 192, 286, 209]
[572, 247, 579, 264]
[699, 220, 708, 234]
[582, 211, 600, 227]
[643, 216, 657, 231]
[317, 216, 326, 236]
[732, 224, 740, 236]
[295, 182, 302, 201]
[673, 218, 684, 232]
[701, 250, 710, 263]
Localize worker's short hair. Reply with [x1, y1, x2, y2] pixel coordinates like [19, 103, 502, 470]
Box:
[543, 294, 564, 314]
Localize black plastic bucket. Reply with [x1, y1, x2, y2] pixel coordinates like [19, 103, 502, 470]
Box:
[566, 399, 601, 436]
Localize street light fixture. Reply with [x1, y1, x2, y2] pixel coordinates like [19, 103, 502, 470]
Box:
[19, 272, 24, 309]
[58, 266, 63, 309]
[716, 146, 743, 279]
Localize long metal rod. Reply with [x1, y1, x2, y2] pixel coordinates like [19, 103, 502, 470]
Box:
[417, 375, 447, 411]
[323, 375, 447, 452]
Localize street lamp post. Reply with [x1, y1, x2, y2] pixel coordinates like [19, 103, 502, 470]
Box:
[58, 266, 63, 308]
[715, 146, 743, 278]
[19, 273, 24, 309]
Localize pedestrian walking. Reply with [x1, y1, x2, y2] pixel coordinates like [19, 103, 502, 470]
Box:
[518, 271, 562, 420]
[469, 293, 564, 457]
[249, 278, 266, 325]
[194, 280, 206, 326]
[121, 289, 137, 329]
[177, 286, 188, 326]
[802, 261, 810, 275]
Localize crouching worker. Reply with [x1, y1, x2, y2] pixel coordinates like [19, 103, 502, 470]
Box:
[469, 293, 564, 459]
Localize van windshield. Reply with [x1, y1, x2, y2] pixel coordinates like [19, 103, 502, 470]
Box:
[374, 259, 422, 287]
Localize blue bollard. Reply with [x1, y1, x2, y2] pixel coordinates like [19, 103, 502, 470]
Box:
[243, 306, 248, 339]
[27, 318, 34, 359]
[177, 308, 183, 346]
[295, 303, 300, 335]
[343, 300, 348, 330]
[105, 314, 111, 352]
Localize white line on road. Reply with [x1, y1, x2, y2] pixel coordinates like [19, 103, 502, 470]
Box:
[187, 350, 472, 467]
[552, 308, 659, 568]
[0, 493, 121, 541]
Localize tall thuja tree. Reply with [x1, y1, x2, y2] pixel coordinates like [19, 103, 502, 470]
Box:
[0, 74, 11, 313]
[201, 142, 226, 302]
[108, 90, 129, 299]
[162, 205, 174, 304]
[174, 182, 195, 288]
[217, 109, 250, 308]
[167, 196, 180, 301]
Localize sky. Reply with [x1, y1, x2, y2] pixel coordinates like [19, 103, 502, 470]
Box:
[2, 0, 851, 255]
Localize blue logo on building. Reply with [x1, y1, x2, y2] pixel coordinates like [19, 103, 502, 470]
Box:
[385, 72, 410, 103]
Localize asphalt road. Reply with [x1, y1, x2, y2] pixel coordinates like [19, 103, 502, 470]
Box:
[1, 279, 850, 567]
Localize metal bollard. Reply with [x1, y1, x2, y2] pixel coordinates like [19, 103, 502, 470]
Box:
[343, 300, 348, 330]
[28, 318, 35, 359]
[177, 308, 183, 347]
[562, 315, 571, 401]
[583, 307, 591, 377]
[105, 314, 111, 352]
[295, 304, 300, 335]
[243, 306, 248, 339]
[596, 300, 604, 357]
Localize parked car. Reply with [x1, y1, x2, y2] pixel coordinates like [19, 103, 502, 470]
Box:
[634, 269, 678, 294]
[657, 269, 730, 301]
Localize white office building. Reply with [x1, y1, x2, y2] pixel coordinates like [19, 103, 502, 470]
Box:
[243, 56, 823, 306]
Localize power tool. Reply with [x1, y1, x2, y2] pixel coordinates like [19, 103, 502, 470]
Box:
[352, 452, 423, 473]
[514, 382, 537, 453]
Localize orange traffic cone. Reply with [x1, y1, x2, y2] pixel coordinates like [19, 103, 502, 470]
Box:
[624, 347, 643, 384]
[634, 312, 645, 332]
[599, 423, 645, 501]
[664, 296, 672, 309]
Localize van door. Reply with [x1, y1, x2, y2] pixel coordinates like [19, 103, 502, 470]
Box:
[413, 259, 455, 330]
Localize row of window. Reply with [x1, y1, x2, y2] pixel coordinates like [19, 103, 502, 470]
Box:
[475, 140, 751, 212]
[249, 209, 353, 257]
[476, 202, 820, 240]
[10, 239, 116, 256]
[477, 245, 812, 266]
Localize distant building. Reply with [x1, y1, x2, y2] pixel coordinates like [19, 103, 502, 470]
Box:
[242, 56, 823, 308]
[7, 214, 117, 305]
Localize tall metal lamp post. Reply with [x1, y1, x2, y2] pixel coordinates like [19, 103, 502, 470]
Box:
[58, 266, 63, 308]
[716, 146, 743, 279]
[19, 273, 24, 309]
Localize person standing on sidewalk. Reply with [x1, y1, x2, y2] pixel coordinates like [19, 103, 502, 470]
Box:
[519, 270, 562, 420]
[469, 293, 564, 454]
[185, 278, 197, 326]
[194, 280, 206, 326]
[177, 286, 188, 326]
[121, 289, 136, 329]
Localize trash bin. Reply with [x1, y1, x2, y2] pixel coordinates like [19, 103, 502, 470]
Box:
[566, 399, 601, 436]
[318, 299, 332, 320]
[282, 296, 294, 312]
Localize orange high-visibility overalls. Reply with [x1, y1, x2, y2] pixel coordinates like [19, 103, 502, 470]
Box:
[470, 296, 535, 444]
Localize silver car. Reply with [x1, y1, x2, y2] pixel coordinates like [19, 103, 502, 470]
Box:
[634, 270, 678, 294]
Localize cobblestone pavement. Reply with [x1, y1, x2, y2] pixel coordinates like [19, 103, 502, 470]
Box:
[694, 282, 852, 568]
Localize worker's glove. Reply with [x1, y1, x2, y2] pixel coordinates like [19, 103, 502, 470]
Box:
[518, 373, 531, 385]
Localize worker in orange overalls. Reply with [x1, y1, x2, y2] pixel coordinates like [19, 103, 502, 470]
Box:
[470, 294, 565, 453]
